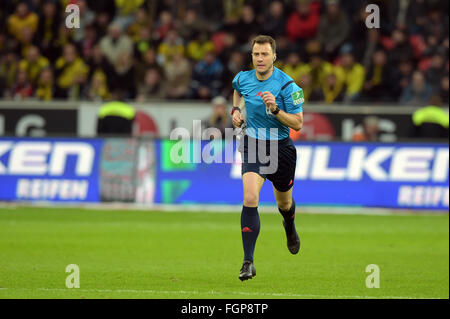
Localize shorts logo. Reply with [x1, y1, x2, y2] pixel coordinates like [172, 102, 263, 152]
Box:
[291, 90, 304, 105]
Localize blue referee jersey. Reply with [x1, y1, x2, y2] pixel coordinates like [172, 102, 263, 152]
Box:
[232, 67, 304, 140]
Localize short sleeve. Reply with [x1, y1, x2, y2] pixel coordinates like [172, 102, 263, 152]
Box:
[232, 71, 243, 95]
[282, 82, 304, 114]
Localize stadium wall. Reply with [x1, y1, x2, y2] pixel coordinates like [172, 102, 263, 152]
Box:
[0, 101, 428, 141]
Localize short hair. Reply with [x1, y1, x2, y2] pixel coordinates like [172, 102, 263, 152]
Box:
[251, 35, 276, 53]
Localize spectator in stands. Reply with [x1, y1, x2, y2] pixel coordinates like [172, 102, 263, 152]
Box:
[334, 45, 366, 103]
[307, 52, 334, 93]
[7, 3, 38, 44]
[9, 69, 33, 100]
[0, 50, 18, 95]
[111, 52, 136, 99]
[35, 67, 55, 101]
[0, 74, 5, 99]
[93, 11, 112, 39]
[362, 50, 394, 102]
[285, 0, 320, 44]
[262, 1, 287, 39]
[349, 3, 374, 63]
[113, 0, 145, 30]
[16, 24, 36, 59]
[157, 29, 185, 65]
[282, 52, 307, 84]
[321, 71, 345, 103]
[421, 6, 448, 42]
[391, 59, 414, 101]
[387, 28, 414, 66]
[438, 74, 449, 104]
[127, 7, 150, 43]
[99, 23, 133, 66]
[189, 51, 224, 100]
[177, 8, 210, 41]
[360, 29, 380, 71]
[217, 32, 239, 65]
[86, 44, 114, 88]
[222, 0, 246, 25]
[164, 52, 192, 99]
[317, 0, 350, 61]
[136, 67, 166, 101]
[18, 45, 50, 86]
[221, 50, 246, 98]
[425, 53, 447, 91]
[298, 72, 313, 101]
[79, 24, 99, 61]
[133, 26, 156, 61]
[73, 0, 96, 43]
[441, 38, 449, 58]
[153, 10, 174, 42]
[352, 116, 380, 142]
[54, 43, 90, 99]
[422, 34, 445, 58]
[136, 48, 164, 85]
[51, 23, 74, 61]
[0, 32, 6, 53]
[234, 5, 259, 45]
[186, 32, 215, 62]
[84, 69, 111, 101]
[202, 96, 233, 139]
[36, 1, 60, 63]
[400, 70, 433, 105]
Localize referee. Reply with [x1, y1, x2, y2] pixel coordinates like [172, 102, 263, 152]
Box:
[231, 35, 304, 281]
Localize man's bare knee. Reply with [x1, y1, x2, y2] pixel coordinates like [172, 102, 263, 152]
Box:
[277, 199, 292, 212]
[244, 193, 259, 207]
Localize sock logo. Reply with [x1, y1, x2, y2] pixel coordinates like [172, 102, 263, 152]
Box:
[242, 227, 253, 232]
[288, 179, 293, 186]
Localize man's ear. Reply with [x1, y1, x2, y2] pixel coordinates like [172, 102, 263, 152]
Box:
[273, 55, 277, 62]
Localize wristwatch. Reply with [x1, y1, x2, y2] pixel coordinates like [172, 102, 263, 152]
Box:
[231, 106, 241, 115]
[271, 105, 280, 115]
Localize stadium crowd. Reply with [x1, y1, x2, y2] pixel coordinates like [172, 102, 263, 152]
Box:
[0, 0, 448, 106]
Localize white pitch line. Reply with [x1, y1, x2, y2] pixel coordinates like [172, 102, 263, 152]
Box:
[0, 287, 436, 299]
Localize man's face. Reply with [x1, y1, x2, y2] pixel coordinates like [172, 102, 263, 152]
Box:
[110, 26, 121, 39]
[64, 45, 76, 63]
[17, 4, 28, 18]
[252, 42, 275, 75]
[205, 52, 215, 64]
[341, 53, 354, 68]
[28, 47, 39, 62]
[373, 51, 386, 66]
[326, 3, 339, 17]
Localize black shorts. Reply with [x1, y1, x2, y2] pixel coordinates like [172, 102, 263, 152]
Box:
[238, 135, 297, 192]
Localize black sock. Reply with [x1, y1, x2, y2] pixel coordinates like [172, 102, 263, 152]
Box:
[241, 206, 260, 262]
[279, 198, 296, 233]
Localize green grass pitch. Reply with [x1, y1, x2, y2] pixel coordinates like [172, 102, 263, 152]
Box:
[0, 206, 448, 299]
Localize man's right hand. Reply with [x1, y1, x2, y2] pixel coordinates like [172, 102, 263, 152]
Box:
[232, 109, 244, 128]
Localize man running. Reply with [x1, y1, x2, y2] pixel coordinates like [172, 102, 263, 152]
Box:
[231, 35, 304, 281]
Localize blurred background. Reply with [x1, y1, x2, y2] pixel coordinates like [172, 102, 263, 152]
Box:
[0, 0, 448, 211]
